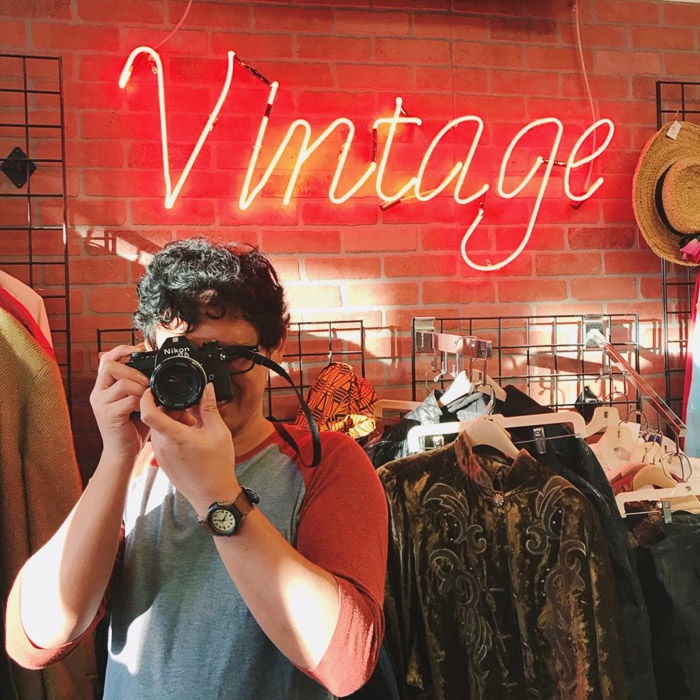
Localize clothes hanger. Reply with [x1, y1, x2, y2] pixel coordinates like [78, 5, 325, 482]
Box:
[583, 405, 620, 438]
[406, 410, 586, 454]
[373, 399, 421, 418]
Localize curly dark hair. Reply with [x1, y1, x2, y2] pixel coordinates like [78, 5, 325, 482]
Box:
[133, 237, 289, 349]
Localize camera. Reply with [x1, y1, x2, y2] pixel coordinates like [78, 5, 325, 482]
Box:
[127, 336, 253, 410]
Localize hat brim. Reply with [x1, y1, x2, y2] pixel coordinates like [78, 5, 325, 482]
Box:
[632, 121, 700, 266]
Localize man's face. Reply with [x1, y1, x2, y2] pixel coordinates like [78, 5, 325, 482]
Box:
[153, 310, 284, 439]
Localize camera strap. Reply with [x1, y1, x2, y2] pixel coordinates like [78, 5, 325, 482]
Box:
[250, 352, 322, 467]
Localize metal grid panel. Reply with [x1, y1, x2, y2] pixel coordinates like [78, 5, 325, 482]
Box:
[97, 319, 366, 420]
[0, 53, 72, 406]
[657, 80, 700, 416]
[410, 313, 658, 428]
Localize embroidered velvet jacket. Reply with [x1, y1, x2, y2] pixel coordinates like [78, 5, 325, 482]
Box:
[378, 433, 625, 700]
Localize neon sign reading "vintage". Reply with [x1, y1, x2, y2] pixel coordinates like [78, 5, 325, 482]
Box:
[119, 46, 615, 272]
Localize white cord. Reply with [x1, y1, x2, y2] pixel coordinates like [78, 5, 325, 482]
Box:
[154, 0, 193, 50]
[572, 0, 598, 194]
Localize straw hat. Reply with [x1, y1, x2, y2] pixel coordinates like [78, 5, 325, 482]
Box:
[632, 121, 700, 266]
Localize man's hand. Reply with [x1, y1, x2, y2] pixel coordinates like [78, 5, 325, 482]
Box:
[139, 382, 239, 514]
[90, 344, 151, 465]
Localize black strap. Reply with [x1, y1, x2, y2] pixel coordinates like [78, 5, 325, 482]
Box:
[250, 352, 322, 467]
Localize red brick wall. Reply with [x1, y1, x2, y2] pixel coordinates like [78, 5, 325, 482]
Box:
[1, 0, 697, 472]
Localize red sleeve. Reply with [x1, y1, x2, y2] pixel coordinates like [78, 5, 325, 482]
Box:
[5, 523, 125, 669]
[292, 430, 388, 696]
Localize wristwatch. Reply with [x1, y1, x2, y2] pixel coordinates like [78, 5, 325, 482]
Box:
[198, 487, 259, 536]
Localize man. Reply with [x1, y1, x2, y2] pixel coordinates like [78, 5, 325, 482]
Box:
[6, 238, 388, 699]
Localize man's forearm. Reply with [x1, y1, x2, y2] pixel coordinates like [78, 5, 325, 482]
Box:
[19, 453, 132, 649]
[211, 508, 341, 671]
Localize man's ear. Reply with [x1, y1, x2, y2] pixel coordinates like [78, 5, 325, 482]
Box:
[269, 329, 287, 363]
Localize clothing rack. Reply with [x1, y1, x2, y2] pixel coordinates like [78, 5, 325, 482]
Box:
[585, 326, 687, 438]
[411, 313, 642, 417]
[0, 52, 72, 407]
[656, 79, 700, 417]
[96, 319, 366, 420]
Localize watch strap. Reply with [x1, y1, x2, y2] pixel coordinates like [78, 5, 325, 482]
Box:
[197, 487, 259, 535]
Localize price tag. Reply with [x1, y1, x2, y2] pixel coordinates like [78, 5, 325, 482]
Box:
[666, 120, 682, 140]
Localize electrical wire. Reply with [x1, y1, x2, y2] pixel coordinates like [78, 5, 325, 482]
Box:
[572, 0, 598, 198]
[154, 0, 193, 50]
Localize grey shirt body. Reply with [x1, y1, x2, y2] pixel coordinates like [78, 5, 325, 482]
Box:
[103, 437, 334, 700]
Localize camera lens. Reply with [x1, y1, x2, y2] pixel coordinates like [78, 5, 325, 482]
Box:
[150, 356, 208, 410]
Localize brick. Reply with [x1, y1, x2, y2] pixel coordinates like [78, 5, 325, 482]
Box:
[68, 199, 128, 226]
[297, 90, 378, 117]
[562, 22, 627, 49]
[535, 302, 604, 316]
[376, 37, 451, 64]
[498, 279, 567, 303]
[640, 277, 661, 299]
[568, 227, 635, 249]
[82, 169, 163, 198]
[345, 282, 418, 306]
[336, 64, 412, 90]
[165, 0, 250, 28]
[536, 252, 602, 276]
[664, 2, 700, 26]
[335, 10, 410, 37]
[423, 280, 495, 304]
[285, 284, 342, 309]
[604, 249, 660, 274]
[88, 285, 138, 313]
[70, 258, 131, 285]
[32, 22, 119, 51]
[254, 5, 332, 32]
[305, 256, 381, 279]
[490, 17, 558, 44]
[301, 202, 379, 225]
[1, 0, 71, 19]
[343, 228, 418, 252]
[425, 67, 489, 93]
[525, 46, 584, 72]
[297, 36, 371, 62]
[491, 70, 560, 96]
[412, 13, 488, 40]
[664, 52, 700, 78]
[130, 198, 216, 226]
[262, 230, 341, 254]
[123, 28, 208, 56]
[596, 1, 660, 24]
[77, 0, 164, 23]
[631, 25, 693, 51]
[212, 32, 293, 59]
[266, 256, 299, 282]
[385, 254, 456, 277]
[595, 50, 661, 76]
[570, 276, 637, 300]
[453, 41, 522, 68]
[71, 314, 136, 344]
[221, 200, 300, 227]
[2, 20, 26, 46]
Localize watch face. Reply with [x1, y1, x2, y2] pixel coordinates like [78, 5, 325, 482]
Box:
[211, 507, 237, 534]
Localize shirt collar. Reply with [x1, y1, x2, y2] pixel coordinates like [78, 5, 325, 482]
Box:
[453, 430, 543, 493]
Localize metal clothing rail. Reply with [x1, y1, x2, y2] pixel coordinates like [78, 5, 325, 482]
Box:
[586, 328, 687, 437]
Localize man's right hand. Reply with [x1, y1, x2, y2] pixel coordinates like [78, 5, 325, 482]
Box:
[90, 344, 151, 463]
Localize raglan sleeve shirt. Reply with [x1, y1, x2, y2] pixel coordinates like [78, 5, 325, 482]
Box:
[6, 428, 388, 697]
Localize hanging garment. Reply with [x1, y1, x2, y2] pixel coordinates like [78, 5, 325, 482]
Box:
[295, 362, 378, 440]
[366, 389, 493, 467]
[626, 509, 700, 700]
[0, 269, 52, 347]
[0, 287, 53, 359]
[379, 432, 626, 700]
[683, 273, 700, 457]
[500, 386, 657, 699]
[0, 308, 98, 699]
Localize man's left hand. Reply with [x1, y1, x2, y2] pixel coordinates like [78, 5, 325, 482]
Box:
[139, 382, 239, 514]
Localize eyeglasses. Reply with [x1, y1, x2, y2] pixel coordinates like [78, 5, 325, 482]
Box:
[224, 344, 259, 375]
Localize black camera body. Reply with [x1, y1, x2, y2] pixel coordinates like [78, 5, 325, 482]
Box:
[127, 336, 234, 410]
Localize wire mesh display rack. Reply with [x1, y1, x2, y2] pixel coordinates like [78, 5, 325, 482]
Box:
[97, 319, 366, 420]
[0, 52, 72, 405]
[657, 80, 700, 419]
[410, 313, 653, 426]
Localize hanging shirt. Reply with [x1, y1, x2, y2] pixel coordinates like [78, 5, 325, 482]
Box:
[0, 269, 53, 347]
[378, 432, 626, 700]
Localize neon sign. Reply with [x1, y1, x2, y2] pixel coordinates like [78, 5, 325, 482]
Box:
[118, 46, 614, 272]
